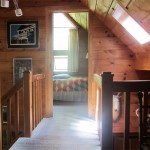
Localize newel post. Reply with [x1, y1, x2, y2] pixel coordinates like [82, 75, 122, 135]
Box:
[0, 78, 2, 150]
[23, 71, 32, 137]
[101, 72, 114, 150]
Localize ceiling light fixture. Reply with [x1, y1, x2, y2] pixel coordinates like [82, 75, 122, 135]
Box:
[1, 0, 9, 7]
[13, 0, 23, 17]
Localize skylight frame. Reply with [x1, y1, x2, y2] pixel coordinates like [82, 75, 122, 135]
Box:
[112, 3, 150, 44]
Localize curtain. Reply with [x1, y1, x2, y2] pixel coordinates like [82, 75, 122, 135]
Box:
[68, 29, 79, 72]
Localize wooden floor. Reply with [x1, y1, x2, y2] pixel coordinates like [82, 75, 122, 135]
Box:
[10, 101, 100, 150]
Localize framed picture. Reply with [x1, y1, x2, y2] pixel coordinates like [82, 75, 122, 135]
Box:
[7, 21, 38, 48]
[13, 58, 32, 84]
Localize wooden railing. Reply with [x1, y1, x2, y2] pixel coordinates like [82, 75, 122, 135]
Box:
[93, 72, 150, 150]
[0, 71, 46, 150]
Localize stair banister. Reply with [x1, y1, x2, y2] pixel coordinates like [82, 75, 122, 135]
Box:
[101, 72, 113, 150]
[23, 70, 33, 137]
[0, 79, 2, 150]
[0, 71, 46, 149]
[94, 72, 114, 150]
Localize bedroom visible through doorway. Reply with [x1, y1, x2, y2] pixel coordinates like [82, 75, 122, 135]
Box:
[52, 12, 88, 103]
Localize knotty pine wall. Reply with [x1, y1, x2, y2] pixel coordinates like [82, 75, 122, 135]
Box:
[88, 13, 140, 133]
[0, 5, 88, 119]
[0, 7, 52, 119]
[0, 7, 47, 96]
[0, 5, 145, 133]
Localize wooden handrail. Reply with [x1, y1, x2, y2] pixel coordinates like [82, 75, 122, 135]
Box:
[0, 71, 46, 149]
[1, 79, 23, 103]
[94, 72, 150, 150]
[32, 74, 46, 81]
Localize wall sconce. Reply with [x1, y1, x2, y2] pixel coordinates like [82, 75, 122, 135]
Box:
[15, 8, 23, 16]
[1, 0, 9, 7]
[13, 0, 23, 17]
[1, 0, 23, 17]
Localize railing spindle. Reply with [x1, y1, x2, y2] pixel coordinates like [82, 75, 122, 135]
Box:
[7, 99, 11, 145]
[94, 72, 150, 150]
[37, 80, 40, 123]
[39, 80, 42, 121]
[1, 72, 46, 149]
[35, 81, 38, 125]
[32, 82, 36, 130]
[143, 92, 149, 134]
[101, 72, 113, 150]
[23, 71, 32, 137]
[15, 91, 19, 136]
[124, 92, 130, 150]
[0, 79, 2, 150]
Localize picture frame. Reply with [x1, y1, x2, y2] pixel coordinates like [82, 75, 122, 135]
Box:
[13, 58, 32, 84]
[7, 21, 38, 48]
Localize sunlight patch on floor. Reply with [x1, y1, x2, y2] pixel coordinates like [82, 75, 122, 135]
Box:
[70, 119, 98, 135]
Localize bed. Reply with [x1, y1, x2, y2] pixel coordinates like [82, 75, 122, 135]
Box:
[53, 74, 88, 101]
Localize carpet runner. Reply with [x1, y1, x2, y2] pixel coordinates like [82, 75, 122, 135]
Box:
[10, 101, 100, 150]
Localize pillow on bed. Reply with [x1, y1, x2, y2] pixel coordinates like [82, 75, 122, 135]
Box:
[53, 74, 71, 80]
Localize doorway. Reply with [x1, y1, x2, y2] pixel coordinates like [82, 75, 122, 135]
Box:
[52, 12, 89, 114]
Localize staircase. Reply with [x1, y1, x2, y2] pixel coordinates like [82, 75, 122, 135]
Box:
[10, 101, 100, 150]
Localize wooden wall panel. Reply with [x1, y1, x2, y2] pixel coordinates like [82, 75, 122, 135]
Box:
[135, 52, 150, 71]
[0, 1, 148, 135]
[88, 12, 139, 133]
[91, 49, 134, 60]
[0, 7, 47, 97]
[113, 93, 139, 133]
[0, 51, 45, 61]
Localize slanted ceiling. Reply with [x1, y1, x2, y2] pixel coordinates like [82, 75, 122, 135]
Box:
[0, 0, 150, 69]
[68, 12, 88, 30]
[80, 0, 150, 55]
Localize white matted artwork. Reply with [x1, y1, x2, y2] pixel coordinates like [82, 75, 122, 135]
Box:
[13, 58, 32, 84]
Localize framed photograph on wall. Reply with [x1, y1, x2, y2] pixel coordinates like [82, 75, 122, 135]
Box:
[13, 58, 32, 84]
[7, 21, 38, 48]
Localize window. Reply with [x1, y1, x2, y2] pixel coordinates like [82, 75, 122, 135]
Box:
[112, 4, 150, 44]
[54, 56, 68, 72]
[53, 13, 75, 72]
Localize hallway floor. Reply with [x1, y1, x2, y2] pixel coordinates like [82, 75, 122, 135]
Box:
[10, 101, 100, 150]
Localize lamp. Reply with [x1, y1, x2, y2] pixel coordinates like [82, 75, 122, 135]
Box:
[1, 0, 9, 7]
[13, 0, 23, 17]
[0, 0, 23, 17]
[15, 8, 23, 16]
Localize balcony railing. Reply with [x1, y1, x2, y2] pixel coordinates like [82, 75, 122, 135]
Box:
[0, 71, 46, 150]
[93, 72, 150, 150]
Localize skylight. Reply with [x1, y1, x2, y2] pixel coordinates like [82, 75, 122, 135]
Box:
[112, 4, 150, 44]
